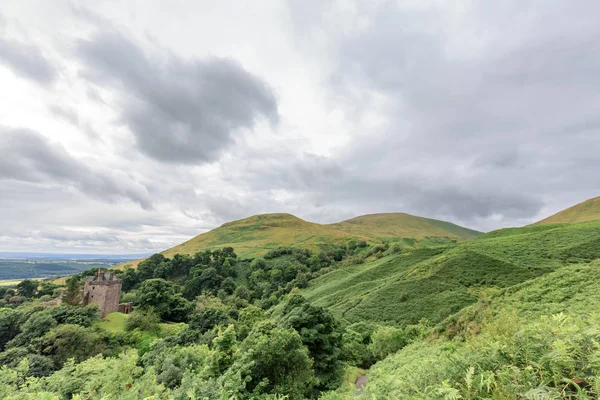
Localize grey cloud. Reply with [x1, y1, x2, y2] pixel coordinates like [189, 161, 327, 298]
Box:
[48, 104, 101, 140]
[281, 0, 600, 227]
[0, 126, 152, 208]
[76, 30, 278, 164]
[49, 104, 80, 126]
[0, 38, 57, 84]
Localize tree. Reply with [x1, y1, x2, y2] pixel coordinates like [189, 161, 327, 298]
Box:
[188, 295, 232, 334]
[237, 305, 266, 340]
[221, 277, 236, 295]
[137, 253, 167, 281]
[36, 282, 60, 298]
[51, 305, 99, 327]
[230, 321, 313, 399]
[120, 266, 139, 291]
[41, 324, 103, 368]
[63, 276, 82, 306]
[209, 325, 237, 375]
[16, 280, 37, 298]
[125, 309, 160, 333]
[370, 325, 407, 360]
[0, 308, 19, 351]
[137, 279, 192, 322]
[234, 285, 251, 301]
[6, 310, 57, 349]
[198, 267, 222, 294]
[281, 296, 343, 391]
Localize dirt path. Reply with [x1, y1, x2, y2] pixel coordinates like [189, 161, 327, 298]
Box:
[355, 375, 368, 393]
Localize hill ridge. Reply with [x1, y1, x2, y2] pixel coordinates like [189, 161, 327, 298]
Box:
[535, 195, 600, 225]
[119, 212, 482, 267]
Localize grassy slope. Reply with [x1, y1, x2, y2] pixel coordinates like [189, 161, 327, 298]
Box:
[164, 214, 357, 259]
[535, 195, 600, 224]
[95, 312, 187, 337]
[329, 213, 482, 241]
[358, 260, 600, 399]
[119, 213, 482, 269]
[302, 220, 600, 327]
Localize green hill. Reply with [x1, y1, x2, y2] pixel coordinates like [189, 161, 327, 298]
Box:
[300, 219, 600, 326]
[163, 213, 356, 260]
[329, 212, 482, 242]
[120, 212, 482, 268]
[535, 195, 600, 224]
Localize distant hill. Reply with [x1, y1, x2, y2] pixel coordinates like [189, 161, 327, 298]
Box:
[535, 195, 600, 224]
[117, 212, 481, 268]
[330, 213, 482, 241]
[162, 213, 355, 260]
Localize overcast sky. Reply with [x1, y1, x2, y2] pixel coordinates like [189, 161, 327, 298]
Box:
[1, 1, 599, 253]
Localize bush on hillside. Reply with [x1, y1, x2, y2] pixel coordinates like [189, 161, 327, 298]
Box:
[125, 309, 160, 333]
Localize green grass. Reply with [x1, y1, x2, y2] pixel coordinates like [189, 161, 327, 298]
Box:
[96, 312, 129, 333]
[301, 220, 600, 328]
[95, 312, 187, 337]
[346, 260, 600, 399]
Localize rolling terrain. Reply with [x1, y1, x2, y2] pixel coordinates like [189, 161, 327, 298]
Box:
[120, 212, 482, 268]
[357, 259, 600, 399]
[301, 218, 600, 326]
[5, 198, 600, 399]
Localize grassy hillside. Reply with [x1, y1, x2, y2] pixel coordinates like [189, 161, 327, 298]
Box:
[536, 195, 600, 224]
[164, 213, 356, 260]
[120, 212, 482, 268]
[354, 260, 600, 399]
[329, 213, 482, 241]
[301, 220, 600, 327]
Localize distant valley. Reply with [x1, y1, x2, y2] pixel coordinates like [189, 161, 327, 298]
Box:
[0, 253, 150, 280]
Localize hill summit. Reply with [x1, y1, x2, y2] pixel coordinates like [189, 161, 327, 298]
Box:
[158, 212, 481, 260]
[535, 195, 600, 225]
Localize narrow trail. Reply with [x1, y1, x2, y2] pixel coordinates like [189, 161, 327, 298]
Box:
[355, 375, 368, 393]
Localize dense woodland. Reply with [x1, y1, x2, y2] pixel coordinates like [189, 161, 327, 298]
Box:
[2, 212, 600, 399]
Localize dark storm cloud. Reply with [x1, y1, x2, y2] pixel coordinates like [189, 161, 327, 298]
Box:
[75, 31, 279, 164]
[0, 126, 152, 208]
[0, 38, 57, 84]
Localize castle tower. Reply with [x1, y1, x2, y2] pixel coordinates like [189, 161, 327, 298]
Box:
[82, 269, 122, 317]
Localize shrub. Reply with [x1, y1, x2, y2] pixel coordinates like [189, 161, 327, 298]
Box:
[125, 310, 160, 333]
[370, 326, 407, 360]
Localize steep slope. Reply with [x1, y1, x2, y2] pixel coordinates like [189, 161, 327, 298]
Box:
[301, 219, 600, 326]
[329, 213, 482, 241]
[535, 195, 600, 224]
[359, 260, 600, 399]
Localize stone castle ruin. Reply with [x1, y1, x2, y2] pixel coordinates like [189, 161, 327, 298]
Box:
[82, 270, 132, 317]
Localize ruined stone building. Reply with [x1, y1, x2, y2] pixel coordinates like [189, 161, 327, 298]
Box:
[82, 270, 125, 317]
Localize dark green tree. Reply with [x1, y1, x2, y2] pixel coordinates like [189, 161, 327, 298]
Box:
[281, 296, 343, 391]
[120, 266, 139, 291]
[229, 321, 313, 399]
[0, 308, 19, 351]
[137, 278, 192, 322]
[41, 324, 103, 368]
[63, 276, 82, 306]
[16, 280, 38, 298]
